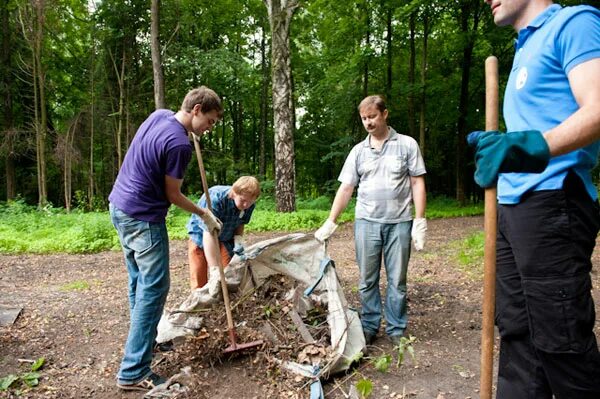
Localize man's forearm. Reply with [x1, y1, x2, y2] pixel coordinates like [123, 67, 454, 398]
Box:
[411, 176, 426, 219]
[544, 104, 600, 157]
[328, 184, 354, 223]
[170, 192, 205, 216]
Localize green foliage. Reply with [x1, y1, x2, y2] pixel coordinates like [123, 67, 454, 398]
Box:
[262, 304, 277, 319]
[426, 197, 483, 219]
[455, 231, 484, 279]
[373, 354, 392, 372]
[0, 375, 18, 391]
[59, 280, 91, 292]
[0, 357, 45, 392]
[31, 358, 45, 372]
[395, 335, 417, 367]
[347, 351, 364, 365]
[0, 193, 481, 254]
[0, 209, 119, 254]
[355, 378, 373, 398]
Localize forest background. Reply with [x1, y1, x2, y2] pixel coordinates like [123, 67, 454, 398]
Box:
[1, 0, 599, 214]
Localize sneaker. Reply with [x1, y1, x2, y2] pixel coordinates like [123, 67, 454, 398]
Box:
[389, 334, 402, 347]
[117, 373, 166, 391]
[364, 331, 377, 345]
[153, 340, 174, 353]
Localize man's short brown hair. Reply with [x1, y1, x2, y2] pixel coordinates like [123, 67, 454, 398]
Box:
[232, 176, 261, 198]
[181, 86, 224, 118]
[358, 95, 387, 113]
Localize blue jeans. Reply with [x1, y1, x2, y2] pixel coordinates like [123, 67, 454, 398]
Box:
[110, 204, 170, 384]
[354, 219, 412, 337]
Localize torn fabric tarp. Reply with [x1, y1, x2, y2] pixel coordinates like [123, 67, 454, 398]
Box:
[156, 233, 365, 377]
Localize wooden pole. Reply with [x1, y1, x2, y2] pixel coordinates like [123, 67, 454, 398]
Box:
[191, 134, 237, 344]
[480, 55, 499, 399]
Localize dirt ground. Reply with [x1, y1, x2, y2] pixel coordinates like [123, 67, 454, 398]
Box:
[1, 216, 599, 399]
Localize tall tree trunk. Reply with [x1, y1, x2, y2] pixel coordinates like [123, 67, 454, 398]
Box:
[264, 0, 298, 213]
[419, 10, 429, 155]
[362, 2, 370, 98]
[63, 118, 77, 212]
[407, 12, 416, 138]
[259, 24, 268, 178]
[455, 1, 481, 204]
[88, 28, 95, 209]
[385, 5, 393, 102]
[32, 0, 47, 207]
[1, 0, 16, 200]
[232, 43, 242, 173]
[151, 0, 165, 109]
[109, 47, 126, 170]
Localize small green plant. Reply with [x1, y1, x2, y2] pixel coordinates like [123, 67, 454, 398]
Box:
[0, 357, 45, 392]
[395, 335, 417, 367]
[355, 378, 373, 398]
[263, 305, 277, 319]
[59, 280, 90, 292]
[373, 354, 392, 372]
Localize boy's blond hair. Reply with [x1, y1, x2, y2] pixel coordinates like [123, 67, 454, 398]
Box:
[232, 176, 261, 198]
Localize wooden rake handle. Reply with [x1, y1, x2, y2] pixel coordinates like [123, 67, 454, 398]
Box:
[191, 134, 237, 337]
[480, 55, 498, 399]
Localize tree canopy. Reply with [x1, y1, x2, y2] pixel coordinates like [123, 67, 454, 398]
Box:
[1, 0, 598, 209]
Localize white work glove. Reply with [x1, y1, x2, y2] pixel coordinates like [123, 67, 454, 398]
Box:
[200, 209, 223, 234]
[314, 220, 338, 242]
[411, 218, 427, 251]
[233, 235, 245, 256]
[207, 266, 222, 297]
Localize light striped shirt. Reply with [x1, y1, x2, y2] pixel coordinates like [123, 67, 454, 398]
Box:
[338, 127, 426, 223]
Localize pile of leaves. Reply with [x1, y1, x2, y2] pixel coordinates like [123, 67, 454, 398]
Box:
[157, 275, 336, 396]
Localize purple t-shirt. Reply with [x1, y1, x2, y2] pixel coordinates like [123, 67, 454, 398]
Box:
[109, 109, 192, 222]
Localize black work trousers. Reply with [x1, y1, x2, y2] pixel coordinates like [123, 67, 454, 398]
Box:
[495, 172, 600, 399]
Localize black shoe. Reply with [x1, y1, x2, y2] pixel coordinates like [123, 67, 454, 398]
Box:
[389, 334, 402, 347]
[117, 372, 166, 391]
[364, 331, 377, 345]
[153, 340, 174, 353]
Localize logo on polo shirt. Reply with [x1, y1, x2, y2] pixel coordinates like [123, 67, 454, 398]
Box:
[516, 67, 528, 90]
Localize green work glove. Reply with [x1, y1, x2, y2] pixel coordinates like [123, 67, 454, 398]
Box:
[472, 130, 550, 188]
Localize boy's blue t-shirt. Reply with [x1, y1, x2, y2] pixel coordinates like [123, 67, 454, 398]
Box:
[499, 4, 600, 204]
[187, 186, 255, 256]
[109, 109, 192, 222]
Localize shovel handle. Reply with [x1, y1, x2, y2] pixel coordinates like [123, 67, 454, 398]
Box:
[191, 134, 236, 337]
[480, 56, 498, 399]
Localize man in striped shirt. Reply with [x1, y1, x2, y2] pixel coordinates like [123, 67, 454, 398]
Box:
[315, 95, 427, 346]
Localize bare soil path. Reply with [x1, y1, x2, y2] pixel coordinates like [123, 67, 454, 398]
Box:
[1, 216, 599, 399]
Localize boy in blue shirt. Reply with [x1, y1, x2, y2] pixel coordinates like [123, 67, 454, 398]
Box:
[473, 1, 600, 397]
[187, 176, 260, 290]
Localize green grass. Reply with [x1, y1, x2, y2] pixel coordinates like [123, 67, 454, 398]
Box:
[426, 197, 483, 218]
[59, 280, 91, 292]
[0, 195, 483, 255]
[454, 231, 485, 279]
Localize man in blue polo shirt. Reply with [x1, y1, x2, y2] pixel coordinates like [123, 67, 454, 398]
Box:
[187, 176, 260, 291]
[109, 86, 223, 391]
[472, 1, 600, 397]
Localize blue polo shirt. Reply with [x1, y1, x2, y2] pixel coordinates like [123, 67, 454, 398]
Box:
[187, 186, 255, 256]
[499, 4, 600, 204]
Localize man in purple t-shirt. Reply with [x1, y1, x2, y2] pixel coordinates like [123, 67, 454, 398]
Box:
[109, 86, 223, 391]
